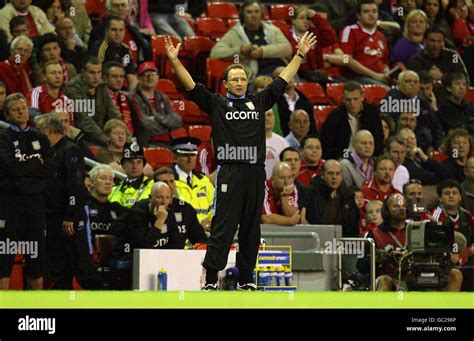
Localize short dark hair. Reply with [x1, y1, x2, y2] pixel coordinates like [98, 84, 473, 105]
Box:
[344, 81, 363, 94]
[223, 64, 248, 81]
[418, 70, 433, 84]
[9, 16, 28, 34]
[301, 134, 320, 149]
[83, 56, 101, 71]
[103, 61, 125, 77]
[106, 15, 126, 30]
[374, 154, 395, 170]
[445, 72, 468, 88]
[279, 147, 300, 161]
[154, 167, 175, 182]
[357, 0, 378, 13]
[385, 136, 406, 152]
[437, 179, 463, 197]
[37, 33, 61, 56]
[424, 26, 445, 40]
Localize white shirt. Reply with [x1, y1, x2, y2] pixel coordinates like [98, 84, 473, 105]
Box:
[265, 133, 290, 179]
[283, 91, 300, 113]
[347, 113, 359, 151]
[175, 164, 192, 186]
[392, 164, 410, 192]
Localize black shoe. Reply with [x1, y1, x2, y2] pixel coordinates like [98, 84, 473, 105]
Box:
[201, 283, 219, 291]
[236, 282, 257, 291]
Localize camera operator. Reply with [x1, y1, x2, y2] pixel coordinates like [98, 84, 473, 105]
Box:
[358, 193, 463, 291]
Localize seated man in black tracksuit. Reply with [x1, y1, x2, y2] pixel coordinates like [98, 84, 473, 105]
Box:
[111, 181, 208, 267]
[306, 159, 359, 237]
[35, 113, 100, 289]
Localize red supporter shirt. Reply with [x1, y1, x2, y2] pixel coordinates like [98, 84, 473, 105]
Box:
[109, 89, 135, 135]
[431, 206, 474, 264]
[360, 179, 400, 203]
[262, 179, 299, 215]
[296, 159, 325, 186]
[27, 84, 70, 115]
[339, 23, 388, 77]
[23, 12, 39, 37]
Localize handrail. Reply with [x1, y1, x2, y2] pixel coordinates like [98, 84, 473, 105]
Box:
[234, 231, 321, 251]
[337, 237, 376, 291]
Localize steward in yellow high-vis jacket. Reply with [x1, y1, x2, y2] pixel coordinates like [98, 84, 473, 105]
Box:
[109, 141, 154, 208]
[171, 137, 214, 226]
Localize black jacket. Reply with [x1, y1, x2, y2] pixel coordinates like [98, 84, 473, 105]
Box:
[443, 158, 466, 183]
[403, 157, 450, 185]
[383, 88, 444, 151]
[170, 197, 208, 247]
[306, 176, 359, 237]
[88, 19, 152, 62]
[45, 137, 88, 221]
[0, 125, 55, 195]
[87, 195, 128, 238]
[320, 102, 384, 160]
[437, 96, 474, 135]
[275, 89, 317, 136]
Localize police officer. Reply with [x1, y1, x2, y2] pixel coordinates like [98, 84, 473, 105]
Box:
[171, 137, 214, 230]
[0, 93, 55, 290]
[35, 113, 99, 289]
[108, 141, 154, 208]
[87, 164, 128, 243]
[165, 31, 317, 290]
[154, 167, 208, 248]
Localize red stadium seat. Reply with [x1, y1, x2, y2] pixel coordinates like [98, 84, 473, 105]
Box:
[85, 0, 106, 16]
[195, 18, 228, 40]
[207, 2, 239, 19]
[156, 79, 185, 100]
[271, 20, 291, 35]
[173, 100, 209, 124]
[326, 83, 345, 106]
[151, 35, 181, 77]
[296, 82, 331, 105]
[313, 105, 337, 131]
[429, 151, 449, 163]
[206, 58, 232, 93]
[465, 87, 474, 102]
[270, 4, 295, 22]
[187, 125, 212, 143]
[362, 84, 388, 107]
[226, 18, 239, 28]
[144, 147, 174, 169]
[183, 36, 215, 83]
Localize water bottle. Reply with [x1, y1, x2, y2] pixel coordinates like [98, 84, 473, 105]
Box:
[258, 267, 269, 287]
[276, 266, 285, 286]
[269, 266, 277, 286]
[284, 266, 293, 286]
[157, 268, 167, 291]
[225, 267, 239, 291]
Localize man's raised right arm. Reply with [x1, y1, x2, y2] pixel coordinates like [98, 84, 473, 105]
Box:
[164, 36, 196, 91]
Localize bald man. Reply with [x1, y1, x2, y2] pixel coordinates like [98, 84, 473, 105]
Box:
[262, 162, 307, 226]
[112, 181, 206, 265]
[306, 160, 359, 237]
[339, 129, 375, 188]
[285, 109, 311, 148]
[382, 70, 444, 152]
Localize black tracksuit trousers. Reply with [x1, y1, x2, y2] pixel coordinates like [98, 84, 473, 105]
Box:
[203, 164, 265, 284]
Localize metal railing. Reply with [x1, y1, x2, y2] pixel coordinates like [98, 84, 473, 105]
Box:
[337, 238, 376, 291]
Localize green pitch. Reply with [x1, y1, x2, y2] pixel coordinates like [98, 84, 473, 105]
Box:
[0, 291, 473, 309]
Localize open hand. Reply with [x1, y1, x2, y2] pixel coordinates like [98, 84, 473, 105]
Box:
[164, 36, 181, 61]
[297, 31, 317, 56]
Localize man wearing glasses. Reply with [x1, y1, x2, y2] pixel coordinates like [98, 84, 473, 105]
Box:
[130, 61, 182, 146]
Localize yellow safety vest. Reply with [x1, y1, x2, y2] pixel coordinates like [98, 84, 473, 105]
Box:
[109, 176, 154, 208]
[175, 172, 214, 223]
